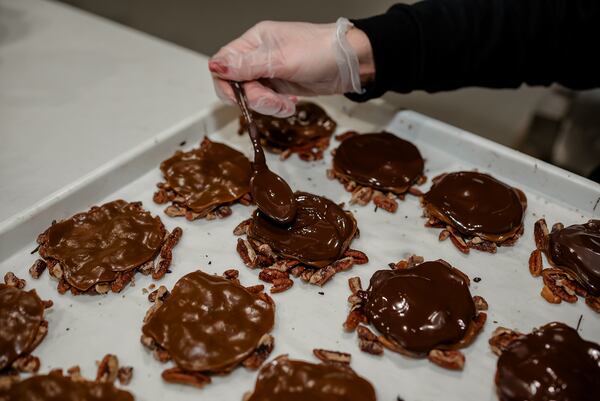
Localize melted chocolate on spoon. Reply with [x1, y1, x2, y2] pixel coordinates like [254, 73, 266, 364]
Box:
[423, 171, 526, 241]
[496, 322, 600, 401]
[363, 260, 476, 354]
[246, 356, 376, 401]
[547, 220, 600, 296]
[231, 82, 297, 224]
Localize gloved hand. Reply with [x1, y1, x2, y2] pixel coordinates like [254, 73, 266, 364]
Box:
[209, 18, 372, 117]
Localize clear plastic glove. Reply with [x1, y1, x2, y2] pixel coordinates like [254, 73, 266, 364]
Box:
[209, 18, 370, 117]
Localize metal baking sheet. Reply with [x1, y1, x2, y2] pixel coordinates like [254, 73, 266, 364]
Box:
[1, 98, 599, 401]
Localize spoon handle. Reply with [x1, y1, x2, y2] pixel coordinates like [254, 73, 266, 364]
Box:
[230, 81, 266, 166]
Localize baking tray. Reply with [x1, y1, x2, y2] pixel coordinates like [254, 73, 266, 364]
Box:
[1, 98, 599, 401]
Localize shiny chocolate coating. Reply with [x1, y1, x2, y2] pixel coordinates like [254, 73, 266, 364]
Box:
[41, 200, 165, 291]
[496, 322, 600, 401]
[142, 270, 274, 372]
[160, 140, 251, 212]
[423, 172, 526, 239]
[242, 102, 336, 150]
[3, 373, 134, 401]
[0, 284, 44, 370]
[548, 220, 600, 296]
[246, 356, 376, 401]
[248, 192, 357, 268]
[364, 261, 476, 354]
[333, 132, 424, 193]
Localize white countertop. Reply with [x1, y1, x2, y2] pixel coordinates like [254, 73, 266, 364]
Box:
[0, 0, 218, 224]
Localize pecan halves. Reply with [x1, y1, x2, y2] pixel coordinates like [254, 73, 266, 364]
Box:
[541, 268, 586, 303]
[534, 218, 549, 251]
[241, 334, 274, 370]
[528, 249, 543, 277]
[152, 227, 183, 280]
[161, 367, 211, 389]
[96, 354, 119, 384]
[488, 327, 524, 356]
[427, 349, 465, 370]
[29, 259, 47, 279]
[313, 349, 351, 366]
[356, 325, 384, 355]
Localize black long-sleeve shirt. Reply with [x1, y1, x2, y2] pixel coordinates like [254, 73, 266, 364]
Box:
[348, 0, 600, 101]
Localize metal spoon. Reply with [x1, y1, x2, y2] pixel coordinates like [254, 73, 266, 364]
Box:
[231, 81, 297, 224]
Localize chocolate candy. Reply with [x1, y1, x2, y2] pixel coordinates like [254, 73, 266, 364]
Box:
[159, 139, 251, 213]
[363, 260, 476, 354]
[248, 192, 357, 268]
[423, 171, 526, 242]
[142, 270, 274, 372]
[496, 322, 600, 401]
[241, 102, 336, 151]
[2, 373, 134, 401]
[547, 220, 600, 295]
[38, 200, 166, 292]
[246, 356, 376, 401]
[333, 132, 424, 193]
[0, 284, 45, 371]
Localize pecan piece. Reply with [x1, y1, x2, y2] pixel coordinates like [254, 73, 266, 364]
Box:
[12, 354, 40, 373]
[350, 186, 374, 206]
[534, 218, 549, 251]
[29, 259, 47, 279]
[528, 249, 543, 277]
[270, 278, 293, 293]
[427, 349, 465, 370]
[348, 277, 363, 294]
[3, 272, 26, 289]
[258, 268, 289, 284]
[241, 334, 274, 370]
[472, 295, 488, 311]
[313, 349, 351, 366]
[161, 368, 211, 388]
[344, 249, 369, 265]
[308, 265, 337, 286]
[237, 238, 257, 268]
[372, 192, 398, 213]
[542, 268, 585, 302]
[96, 354, 119, 384]
[343, 310, 367, 332]
[223, 269, 240, 280]
[233, 219, 252, 236]
[117, 366, 134, 385]
[585, 295, 600, 313]
[111, 270, 135, 293]
[356, 325, 384, 355]
[335, 131, 358, 141]
[541, 285, 561, 304]
[148, 286, 170, 303]
[488, 327, 524, 356]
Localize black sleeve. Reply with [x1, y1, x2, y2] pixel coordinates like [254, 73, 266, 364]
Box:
[347, 0, 600, 101]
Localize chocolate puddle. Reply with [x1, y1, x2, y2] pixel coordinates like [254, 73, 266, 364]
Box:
[248, 192, 357, 268]
[364, 260, 476, 354]
[496, 322, 600, 401]
[548, 220, 600, 295]
[423, 171, 526, 241]
[333, 132, 424, 193]
[142, 270, 274, 372]
[246, 356, 376, 401]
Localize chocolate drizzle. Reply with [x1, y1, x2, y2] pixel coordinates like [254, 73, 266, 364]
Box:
[548, 220, 600, 295]
[248, 192, 357, 268]
[3, 373, 134, 401]
[160, 140, 251, 212]
[142, 270, 274, 372]
[241, 102, 336, 150]
[333, 132, 424, 193]
[423, 172, 526, 241]
[40, 200, 165, 291]
[246, 356, 376, 401]
[496, 322, 600, 401]
[363, 261, 476, 354]
[0, 284, 44, 370]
